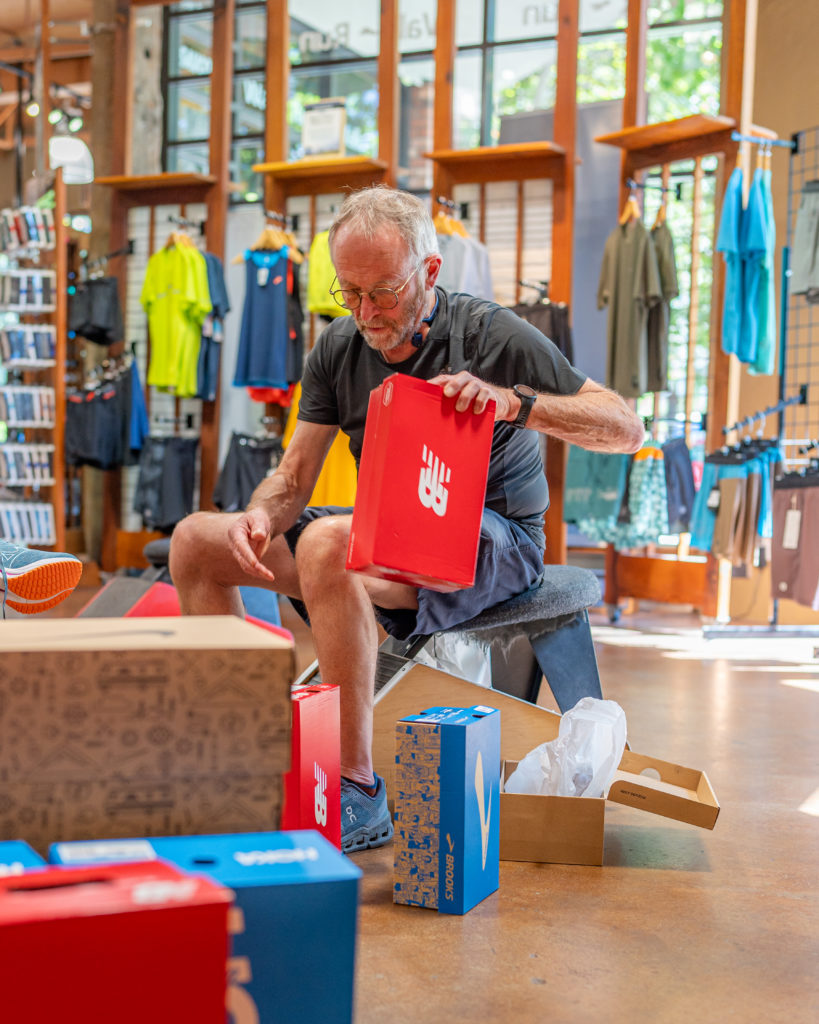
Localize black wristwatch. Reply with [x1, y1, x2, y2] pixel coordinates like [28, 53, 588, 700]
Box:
[511, 384, 537, 429]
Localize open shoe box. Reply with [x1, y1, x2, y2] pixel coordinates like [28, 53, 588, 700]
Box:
[372, 664, 719, 867]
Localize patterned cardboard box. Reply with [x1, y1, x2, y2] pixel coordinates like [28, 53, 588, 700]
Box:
[0, 616, 294, 853]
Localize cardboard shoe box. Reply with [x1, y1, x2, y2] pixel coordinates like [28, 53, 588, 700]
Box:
[50, 830, 361, 1024]
[372, 665, 720, 868]
[0, 840, 45, 874]
[346, 372, 495, 591]
[0, 860, 233, 1024]
[393, 704, 501, 915]
[0, 616, 295, 853]
[282, 683, 342, 849]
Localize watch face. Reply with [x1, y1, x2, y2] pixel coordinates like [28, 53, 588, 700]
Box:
[515, 385, 536, 398]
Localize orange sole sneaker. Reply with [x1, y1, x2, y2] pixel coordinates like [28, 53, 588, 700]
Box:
[1, 552, 83, 614]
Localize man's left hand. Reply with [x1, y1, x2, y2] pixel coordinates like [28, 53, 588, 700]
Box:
[428, 372, 516, 420]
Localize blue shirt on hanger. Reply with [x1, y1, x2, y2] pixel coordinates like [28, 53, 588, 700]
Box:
[738, 168, 768, 365]
[716, 166, 745, 357]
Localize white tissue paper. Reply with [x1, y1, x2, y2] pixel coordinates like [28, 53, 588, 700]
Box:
[504, 696, 627, 798]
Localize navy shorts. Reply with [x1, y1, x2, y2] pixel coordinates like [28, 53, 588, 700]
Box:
[284, 505, 545, 641]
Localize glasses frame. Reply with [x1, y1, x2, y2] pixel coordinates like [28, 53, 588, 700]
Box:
[329, 259, 427, 311]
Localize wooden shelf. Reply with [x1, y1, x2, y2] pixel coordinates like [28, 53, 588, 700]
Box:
[252, 156, 388, 198]
[594, 114, 737, 151]
[95, 172, 216, 190]
[94, 172, 217, 206]
[423, 141, 566, 184]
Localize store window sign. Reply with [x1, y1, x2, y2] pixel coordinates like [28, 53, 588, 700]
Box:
[242, 78, 266, 112]
[179, 42, 212, 77]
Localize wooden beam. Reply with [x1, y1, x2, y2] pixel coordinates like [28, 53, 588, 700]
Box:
[431, 0, 456, 201]
[685, 157, 703, 446]
[264, 0, 289, 210]
[620, 0, 648, 210]
[111, 0, 133, 176]
[378, 0, 399, 186]
[200, 0, 235, 512]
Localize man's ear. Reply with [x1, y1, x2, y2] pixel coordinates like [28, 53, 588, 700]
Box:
[426, 254, 442, 288]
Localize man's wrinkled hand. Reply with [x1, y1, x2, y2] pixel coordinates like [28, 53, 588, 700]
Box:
[428, 371, 513, 420]
[227, 507, 277, 582]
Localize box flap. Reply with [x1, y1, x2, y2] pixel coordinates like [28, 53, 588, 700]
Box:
[607, 750, 720, 829]
[0, 615, 293, 653]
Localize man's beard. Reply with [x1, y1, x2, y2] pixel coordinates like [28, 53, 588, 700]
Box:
[355, 281, 426, 354]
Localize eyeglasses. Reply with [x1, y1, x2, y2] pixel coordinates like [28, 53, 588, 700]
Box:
[329, 260, 425, 311]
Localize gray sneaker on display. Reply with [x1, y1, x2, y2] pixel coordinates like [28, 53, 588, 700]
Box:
[0, 540, 83, 616]
[340, 773, 394, 853]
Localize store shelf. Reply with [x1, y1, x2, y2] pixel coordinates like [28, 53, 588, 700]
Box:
[252, 156, 388, 197]
[94, 172, 216, 190]
[594, 114, 737, 151]
[423, 141, 566, 184]
[94, 172, 216, 206]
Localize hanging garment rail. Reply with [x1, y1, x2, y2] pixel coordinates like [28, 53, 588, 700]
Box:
[82, 239, 135, 274]
[721, 385, 807, 437]
[264, 209, 300, 232]
[167, 214, 206, 234]
[730, 130, 796, 150]
[625, 177, 684, 201]
[435, 195, 470, 221]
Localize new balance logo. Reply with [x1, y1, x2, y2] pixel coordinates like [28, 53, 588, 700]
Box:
[474, 751, 491, 870]
[418, 444, 451, 517]
[314, 762, 328, 827]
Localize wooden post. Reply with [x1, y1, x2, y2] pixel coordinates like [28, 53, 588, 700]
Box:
[620, 0, 648, 206]
[52, 168, 67, 551]
[199, 0, 235, 510]
[685, 157, 703, 446]
[432, 0, 456, 202]
[378, 0, 399, 186]
[264, 0, 289, 210]
[544, 0, 579, 566]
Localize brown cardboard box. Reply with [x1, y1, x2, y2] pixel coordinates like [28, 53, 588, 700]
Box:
[372, 665, 720, 867]
[0, 616, 294, 854]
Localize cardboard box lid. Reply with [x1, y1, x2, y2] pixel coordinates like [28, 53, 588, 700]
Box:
[607, 750, 720, 829]
[0, 615, 293, 653]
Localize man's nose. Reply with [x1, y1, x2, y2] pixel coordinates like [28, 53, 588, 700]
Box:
[358, 293, 383, 318]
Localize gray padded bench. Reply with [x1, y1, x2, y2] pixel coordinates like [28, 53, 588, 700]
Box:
[297, 564, 604, 712]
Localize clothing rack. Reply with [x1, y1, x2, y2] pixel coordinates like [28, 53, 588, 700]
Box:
[730, 130, 796, 150]
[518, 278, 550, 301]
[82, 239, 135, 275]
[435, 195, 470, 221]
[264, 209, 300, 233]
[167, 213, 205, 234]
[625, 177, 683, 202]
[720, 385, 807, 439]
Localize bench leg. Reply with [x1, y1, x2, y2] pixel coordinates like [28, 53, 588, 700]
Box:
[529, 610, 603, 713]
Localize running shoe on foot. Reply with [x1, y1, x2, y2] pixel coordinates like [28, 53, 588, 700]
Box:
[340, 773, 394, 853]
[0, 540, 83, 615]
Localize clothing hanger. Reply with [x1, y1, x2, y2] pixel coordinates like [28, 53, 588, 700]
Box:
[618, 184, 641, 226]
[652, 200, 667, 230]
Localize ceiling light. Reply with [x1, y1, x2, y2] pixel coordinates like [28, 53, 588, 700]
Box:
[25, 98, 40, 118]
[48, 108, 64, 125]
[67, 116, 83, 132]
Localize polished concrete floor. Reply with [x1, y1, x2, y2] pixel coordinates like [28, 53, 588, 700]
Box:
[38, 586, 819, 1023]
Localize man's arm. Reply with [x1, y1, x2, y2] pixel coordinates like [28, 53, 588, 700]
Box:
[429, 373, 644, 454]
[227, 421, 339, 581]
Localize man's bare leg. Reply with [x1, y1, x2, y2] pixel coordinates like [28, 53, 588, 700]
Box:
[169, 511, 303, 615]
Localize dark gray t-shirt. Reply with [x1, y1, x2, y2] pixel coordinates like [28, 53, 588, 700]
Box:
[298, 288, 586, 546]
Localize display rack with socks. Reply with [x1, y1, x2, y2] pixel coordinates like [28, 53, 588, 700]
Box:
[0, 169, 67, 549]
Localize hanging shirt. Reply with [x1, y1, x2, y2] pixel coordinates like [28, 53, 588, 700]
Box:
[307, 230, 348, 318]
[140, 244, 211, 396]
[716, 166, 745, 357]
[437, 233, 494, 301]
[233, 249, 292, 390]
[750, 168, 777, 375]
[597, 219, 662, 399]
[646, 221, 679, 393]
[738, 168, 768, 365]
[509, 301, 574, 363]
[283, 381, 357, 507]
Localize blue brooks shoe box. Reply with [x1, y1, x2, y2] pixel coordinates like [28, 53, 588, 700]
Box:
[49, 830, 361, 1024]
[0, 840, 45, 874]
[393, 705, 500, 915]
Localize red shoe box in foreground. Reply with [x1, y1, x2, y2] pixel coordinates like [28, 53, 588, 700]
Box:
[0, 860, 232, 1023]
[282, 683, 341, 849]
[347, 373, 495, 591]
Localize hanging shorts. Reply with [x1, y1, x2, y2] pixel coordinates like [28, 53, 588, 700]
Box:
[790, 180, 819, 301]
[283, 505, 546, 642]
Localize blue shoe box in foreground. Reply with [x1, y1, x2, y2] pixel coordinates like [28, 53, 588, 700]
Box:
[0, 840, 45, 874]
[50, 830, 361, 1024]
[393, 705, 500, 915]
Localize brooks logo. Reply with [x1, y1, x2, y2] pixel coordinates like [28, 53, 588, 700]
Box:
[314, 762, 328, 827]
[418, 444, 451, 517]
[474, 751, 491, 870]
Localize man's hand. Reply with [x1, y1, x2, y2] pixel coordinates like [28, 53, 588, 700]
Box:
[226, 506, 278, 582]
[428, 371, 516, 421]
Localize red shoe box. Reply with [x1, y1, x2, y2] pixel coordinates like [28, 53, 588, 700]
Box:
[282, 684, 341, 849]
[346, 373, 495, 592]
[0, 860, 233, 1023]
